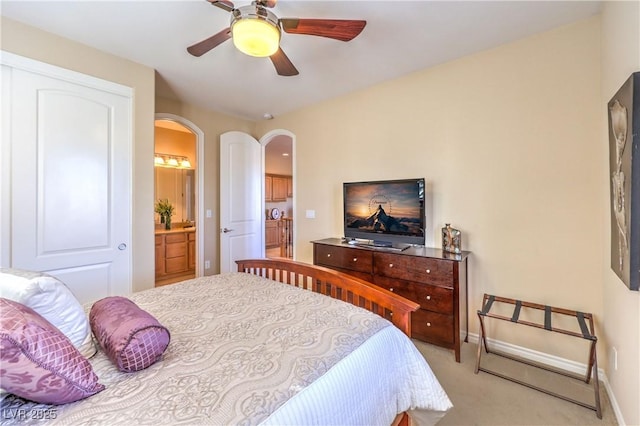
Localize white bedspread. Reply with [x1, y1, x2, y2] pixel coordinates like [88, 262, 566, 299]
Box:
[1, 272, 452, 425]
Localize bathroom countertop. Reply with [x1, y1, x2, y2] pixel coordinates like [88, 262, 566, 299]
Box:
[155, 227, 196, 235]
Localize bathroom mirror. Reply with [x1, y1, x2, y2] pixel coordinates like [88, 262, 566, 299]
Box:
[155, 167, 195, 223]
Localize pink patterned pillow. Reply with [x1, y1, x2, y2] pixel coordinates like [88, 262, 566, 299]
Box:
[0, 298, 105, 404]
[90, 297, 170, 373]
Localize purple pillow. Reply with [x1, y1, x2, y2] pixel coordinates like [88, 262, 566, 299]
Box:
[90, 297, 170, 373]
[0, 298, 105, 404]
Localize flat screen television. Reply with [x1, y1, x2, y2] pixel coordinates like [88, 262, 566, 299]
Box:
[343, 178, 426, 247]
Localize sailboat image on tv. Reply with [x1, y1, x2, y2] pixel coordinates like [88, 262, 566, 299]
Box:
[343, 178, 426, 248]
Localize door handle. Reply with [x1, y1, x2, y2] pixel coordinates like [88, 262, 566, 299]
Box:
[118, 243, 127, 250]
[222, 228, 234, 233]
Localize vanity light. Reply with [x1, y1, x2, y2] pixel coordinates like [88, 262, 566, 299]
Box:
[154, 153, 193, 169]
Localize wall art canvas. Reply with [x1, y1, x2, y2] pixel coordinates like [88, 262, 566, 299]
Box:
[608, 72, 639, 291]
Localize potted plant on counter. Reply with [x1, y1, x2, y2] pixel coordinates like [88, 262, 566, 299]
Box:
[155, 199, 175, 230]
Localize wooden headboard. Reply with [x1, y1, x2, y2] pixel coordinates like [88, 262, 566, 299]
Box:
[236, 258, 419, 337]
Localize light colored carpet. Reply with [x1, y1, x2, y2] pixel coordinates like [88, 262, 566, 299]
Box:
[414, 340, 617, 425]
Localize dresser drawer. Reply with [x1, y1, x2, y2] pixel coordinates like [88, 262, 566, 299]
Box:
[414, 283, 453, 313]
[155, 235, 163, 246]
[412, 309, 454, 345]
[373, 252, 454, 287]
[314, 244, 373, 274]
[373, 276, 453, 314]
[165, 232, 187, 244]
[326, 266, 373, 282]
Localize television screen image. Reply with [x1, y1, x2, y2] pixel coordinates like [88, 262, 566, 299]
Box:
[343, 178, 425, 246]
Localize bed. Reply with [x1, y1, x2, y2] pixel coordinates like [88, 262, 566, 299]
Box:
[0, 259, 452, 425]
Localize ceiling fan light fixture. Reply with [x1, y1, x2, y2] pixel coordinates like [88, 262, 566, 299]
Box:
[231, 6, 280, 58]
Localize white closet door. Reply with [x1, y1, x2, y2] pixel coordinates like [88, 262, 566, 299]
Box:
[4, 55, 132, 303]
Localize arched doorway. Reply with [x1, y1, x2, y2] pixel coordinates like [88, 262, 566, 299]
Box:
[154, 113, 205, 285]
[261, 130, 296, 260]
[218, 129, 296, 272]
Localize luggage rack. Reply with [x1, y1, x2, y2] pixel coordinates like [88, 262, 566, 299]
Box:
[474, 294, 601, 419]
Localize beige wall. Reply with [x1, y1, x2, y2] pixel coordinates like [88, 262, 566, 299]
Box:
[154, 127, 197, 168]
[1, 17, 156, 293]
[265, 155, 293, 175]
[601, 2, 640, 425]
[155, 97, 254, 274]
[257, 18, 603, 363]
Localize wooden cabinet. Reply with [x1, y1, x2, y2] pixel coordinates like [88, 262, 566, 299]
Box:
[155, 230, 196, 281]
[188, 232, 196, 270]
[272, 176, 288, 201]
[265, 175, 272, 202]
[265, 174, 291, 202]
[265, 220, 281, 248]
[286, 176, 293, 197]
[312, 238, 469, 362]
[165, 232, 188, 274]
[155, 235, 165, 276]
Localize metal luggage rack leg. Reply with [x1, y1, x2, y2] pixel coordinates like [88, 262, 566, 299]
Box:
[474, 293, 602, 419]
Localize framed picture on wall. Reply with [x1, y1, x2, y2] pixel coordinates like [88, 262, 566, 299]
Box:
[608, 71, 639, 291]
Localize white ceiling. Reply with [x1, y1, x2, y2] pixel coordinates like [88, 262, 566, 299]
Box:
[1, 1, 602, 121]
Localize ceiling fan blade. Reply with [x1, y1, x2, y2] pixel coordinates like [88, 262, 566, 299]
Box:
[270, 48, 299, 77]
[256, 0, 277, 8]
[187, 28, 232, 57]
[206, 0, 235, 12]
[280, 19, 366, 41]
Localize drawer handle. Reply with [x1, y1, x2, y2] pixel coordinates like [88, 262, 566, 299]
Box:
[426, 295, 431, 300]
[389, 263, 394, 268]
[352, 257, 357, 262]
[426, 269, 431, 273]
[327, 253, 331, 257]
[426, 322, 432, 327]
[389, 288, 394, 292]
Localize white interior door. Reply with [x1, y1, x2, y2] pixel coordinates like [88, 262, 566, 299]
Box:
[2, 53, 132, 304]
[220, 131, 262, 273]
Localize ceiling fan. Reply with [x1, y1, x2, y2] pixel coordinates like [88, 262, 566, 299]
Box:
[187, 0, 366, 76]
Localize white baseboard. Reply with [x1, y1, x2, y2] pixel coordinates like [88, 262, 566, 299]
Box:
[466, 332, 626, 425]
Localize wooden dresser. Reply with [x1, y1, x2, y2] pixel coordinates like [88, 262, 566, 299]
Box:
[312, 238, 470, 362]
